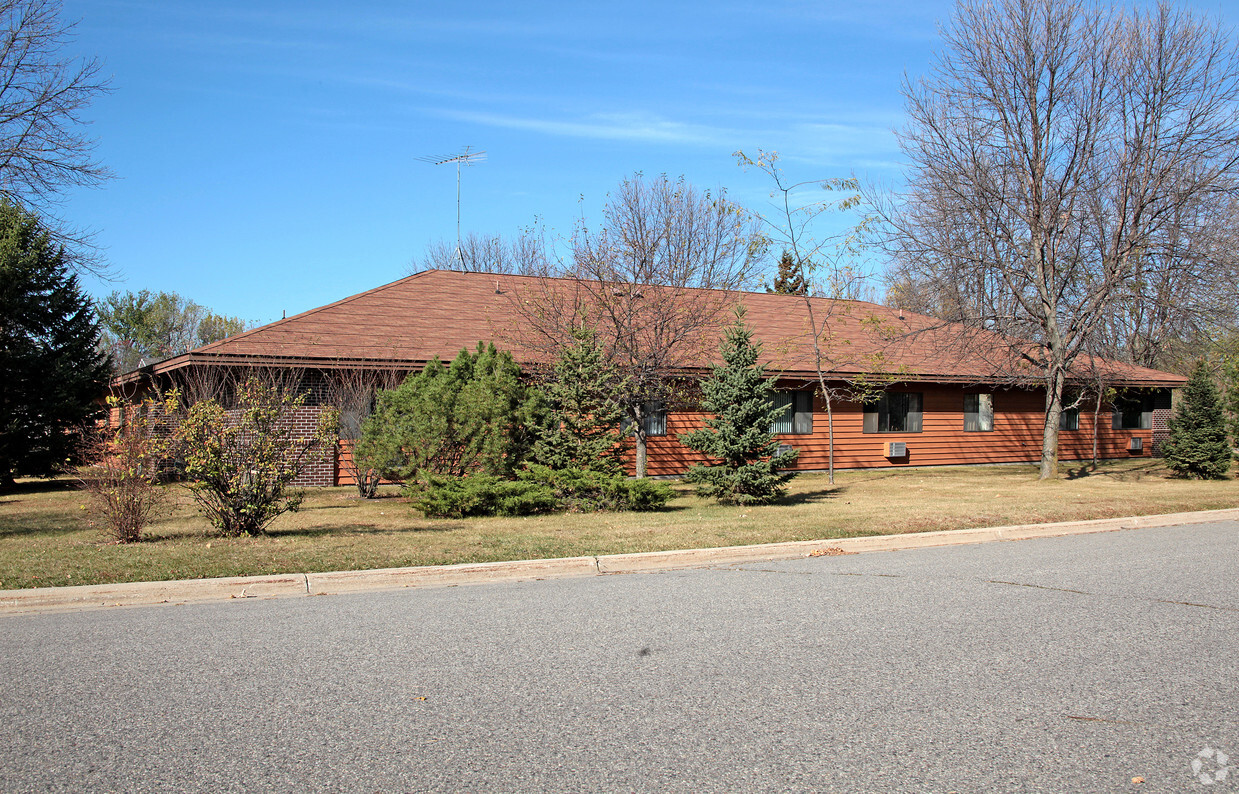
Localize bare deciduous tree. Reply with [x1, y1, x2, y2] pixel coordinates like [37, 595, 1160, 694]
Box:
[410, 229, 551, 275]
[736, 150, 900, 484]
[509, 173, 764, 477]
[872, 0, 1239, 479]
[1094, 196, 1239, 372]
[322, 368, 403, 497]
[0, 0, 110, 267]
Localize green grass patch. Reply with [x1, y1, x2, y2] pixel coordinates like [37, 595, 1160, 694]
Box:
[2, 459, 1237, 590]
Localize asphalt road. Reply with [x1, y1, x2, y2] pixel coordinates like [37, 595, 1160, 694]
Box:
[2, 521, 1236, 793]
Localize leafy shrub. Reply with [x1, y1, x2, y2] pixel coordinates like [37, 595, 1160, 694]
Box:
[79, 393, 179, 543]
[177, 378, 340, 536]
[617, 477, 676, 511]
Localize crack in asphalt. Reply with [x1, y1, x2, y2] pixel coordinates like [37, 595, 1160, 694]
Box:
[984, 578, 1238, 613]
[1065, 714, 1148, 726]
[724, 566, 1236, 614]
[986, 579, 1091, 595]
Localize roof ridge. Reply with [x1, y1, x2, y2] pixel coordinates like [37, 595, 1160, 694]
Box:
[440, 267, 900, 314]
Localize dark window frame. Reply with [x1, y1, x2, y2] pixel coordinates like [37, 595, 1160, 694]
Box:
[640, 401, 666, 437]
[963, 393, 994, 432]
[1059, 406, 1080, 431]
[863, 392, 924, 434]
[1111, 394, 1153, 430]
[771, 390, 814, 435]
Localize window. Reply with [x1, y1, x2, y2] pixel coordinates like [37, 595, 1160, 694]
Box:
[1111, 395, 1152, 430]
[1059, 407, 1080, 431]
[639, 401, 666, 436]
[963, 393, 994, 432]
[771, 391, 814, 435]
[863, 392, 923, 433]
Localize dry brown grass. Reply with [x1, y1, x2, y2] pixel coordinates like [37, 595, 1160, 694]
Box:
[2, 459, 1236, 590]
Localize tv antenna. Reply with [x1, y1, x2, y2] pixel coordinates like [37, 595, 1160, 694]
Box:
[416, 146, 486, 269]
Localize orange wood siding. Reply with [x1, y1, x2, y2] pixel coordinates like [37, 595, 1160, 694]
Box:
[336, 384, 1156, 483]
[333, 439, 401, 487]
[335, 439, 358, 486]
[624, 385, 1153, 476]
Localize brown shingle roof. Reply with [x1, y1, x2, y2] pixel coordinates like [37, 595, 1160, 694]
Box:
[133, 269, 1185, 388]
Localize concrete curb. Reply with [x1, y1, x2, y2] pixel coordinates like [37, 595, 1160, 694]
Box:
[4, 507, 1238, 616]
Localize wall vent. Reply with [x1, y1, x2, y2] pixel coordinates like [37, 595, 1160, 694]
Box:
[1129, 437, 1144, 452]
[885, 441, 908, 458]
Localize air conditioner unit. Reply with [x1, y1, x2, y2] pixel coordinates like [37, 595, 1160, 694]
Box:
[776, 444, 795, 457]
[885, 441, 908, 458]
[1129, 437, 1143, 452]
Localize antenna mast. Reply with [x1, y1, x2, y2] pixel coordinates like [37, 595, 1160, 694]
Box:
[415, 146, 487, 269]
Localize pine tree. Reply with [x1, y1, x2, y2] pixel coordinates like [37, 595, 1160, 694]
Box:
[355, 343, 545, 484]
[0, 201, 110, 487]
[766, 250, 809, 296]
[533, 325, 629, 475]
[1163, 360, 1232, 479]
[679, 307, 798, 504]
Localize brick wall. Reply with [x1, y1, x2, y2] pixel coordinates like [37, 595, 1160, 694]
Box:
[1151, 390, 1174, 456]
[284, 405, 338, 487]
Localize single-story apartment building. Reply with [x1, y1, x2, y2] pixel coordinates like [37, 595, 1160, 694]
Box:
[110, 269, 1186, 485]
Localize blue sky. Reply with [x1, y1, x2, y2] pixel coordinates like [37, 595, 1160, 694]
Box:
[60, 0, 1238, 326]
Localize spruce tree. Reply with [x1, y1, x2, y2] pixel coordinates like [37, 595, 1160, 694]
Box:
[679, 307, 798, 504]
[533, 325, 629, 475]
[1163, 360, 1232, 479]
[766, 250, 809, 296]
[0, 201, 110, 487]
[1224, 356, 1239, 455]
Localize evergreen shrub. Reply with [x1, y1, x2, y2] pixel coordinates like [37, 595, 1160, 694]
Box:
[1163, 361, 1232, 479]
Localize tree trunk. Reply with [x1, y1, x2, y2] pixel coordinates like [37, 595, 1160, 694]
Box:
[634, 431, 647, 478]
[1039, 368, 1066, 480]
[824, 391, 835, 485]
[1092, 391, 1102, 465]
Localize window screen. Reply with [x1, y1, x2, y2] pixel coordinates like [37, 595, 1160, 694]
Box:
[771, 391, 813, 435]
[963, 393, 994, 432]
[641, 401, 666, 437]
[1059, 407, 1080, 431]
[1111, 395, 1152, 430]
[863, 392, 923, 433]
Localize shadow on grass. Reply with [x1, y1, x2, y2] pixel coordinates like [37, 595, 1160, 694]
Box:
[776, 485, 845, 506]
[268, 521, 455, 538]
[0, 514, 88, 539]
[1064, 464, 1098, 480]
[1, 478, 79, 497]
[1064, 460, 1164, 481]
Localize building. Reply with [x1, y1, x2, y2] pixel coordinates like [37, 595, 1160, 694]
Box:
[111, 269, 1185, 485]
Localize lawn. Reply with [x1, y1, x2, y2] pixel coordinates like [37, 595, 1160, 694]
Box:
[2, 459, 1237, 590]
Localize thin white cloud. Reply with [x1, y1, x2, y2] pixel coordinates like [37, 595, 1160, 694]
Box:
[430, 109, 732, 146]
